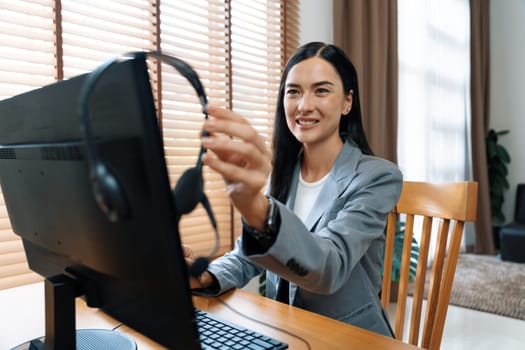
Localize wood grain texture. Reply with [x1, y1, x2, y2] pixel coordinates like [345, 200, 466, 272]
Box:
[381, 181, 478, 350]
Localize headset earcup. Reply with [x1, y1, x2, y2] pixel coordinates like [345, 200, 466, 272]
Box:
[172, 166, 203, 216]
[91, 163, 129, 222]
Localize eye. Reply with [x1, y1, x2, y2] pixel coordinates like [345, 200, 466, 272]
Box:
[286, 88, 300, 96]
[315, 87, 330, 94]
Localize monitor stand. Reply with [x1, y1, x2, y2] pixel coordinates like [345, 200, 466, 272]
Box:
[10, 275, 136, 350]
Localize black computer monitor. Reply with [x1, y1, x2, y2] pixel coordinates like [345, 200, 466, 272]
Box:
[0, 57, 201, 349]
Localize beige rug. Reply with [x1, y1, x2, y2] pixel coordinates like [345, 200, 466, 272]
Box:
[413, 253, 525, 320]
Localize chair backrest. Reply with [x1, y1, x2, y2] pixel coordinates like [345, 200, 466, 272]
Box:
[381, 181, 478, 350]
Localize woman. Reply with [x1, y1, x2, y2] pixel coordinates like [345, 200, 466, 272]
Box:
[186, 42, 402, 337]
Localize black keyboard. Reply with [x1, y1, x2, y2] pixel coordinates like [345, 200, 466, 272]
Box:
[195, 309, 288, 350]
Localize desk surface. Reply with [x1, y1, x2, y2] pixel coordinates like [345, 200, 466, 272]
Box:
[0, 282, 420, 349]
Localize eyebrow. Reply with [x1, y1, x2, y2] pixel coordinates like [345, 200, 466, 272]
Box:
[285, 80, 335, 88]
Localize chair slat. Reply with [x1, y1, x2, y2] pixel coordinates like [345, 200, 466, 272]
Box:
[395, 214, 415, 338]
[381, 212, 397, 309]
[428, 222, 465, 350]
[421, 219, 450, 347]
[409, 216, 433, 345]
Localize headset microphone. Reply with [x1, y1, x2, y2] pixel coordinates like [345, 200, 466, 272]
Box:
[80, 51, 219, 278]
[172, 143, 219, 277]
[188, 257, 210, 278]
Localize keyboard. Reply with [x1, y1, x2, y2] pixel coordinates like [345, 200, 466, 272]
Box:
[195, 309, 289, 350]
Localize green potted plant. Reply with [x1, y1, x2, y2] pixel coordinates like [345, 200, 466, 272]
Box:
[385, 221, 420, 301]
[392, 222, 419, 281]
[486, 129, 511, 248]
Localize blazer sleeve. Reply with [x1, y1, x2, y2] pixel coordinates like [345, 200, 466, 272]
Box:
[246, 157, 403, 294]
[205, 238, 265, 294]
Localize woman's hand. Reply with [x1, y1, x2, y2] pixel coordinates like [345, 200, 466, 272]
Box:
[183, 244, 213, 289]
[201, 105, 272, 229]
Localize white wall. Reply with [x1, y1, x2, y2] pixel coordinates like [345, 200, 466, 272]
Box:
[299, 0, 333, 44]
[490, 0, 525, 224]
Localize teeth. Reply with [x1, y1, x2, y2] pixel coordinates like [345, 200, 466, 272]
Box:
[297, 119, 317, 125]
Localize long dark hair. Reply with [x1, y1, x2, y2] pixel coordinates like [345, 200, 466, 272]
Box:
[270, 42, 373, 202]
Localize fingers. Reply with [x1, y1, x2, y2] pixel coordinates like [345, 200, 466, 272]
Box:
[205, 105, 267, 155]
[189, 276, 202, 289]
[202, 105, 272, 213]
[201, 133, 269, 171]
[183, 244, 205, 289]
[203, 105, 270, 171]
[207, 105, 245, 124]
[201, 134, 271, 196]
[202, 151, 269, 193]
[183, 244, 195, 275]
[182, 244, 195, 259]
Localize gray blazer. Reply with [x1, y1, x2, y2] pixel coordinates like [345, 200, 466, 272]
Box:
[207, 141, 403, 337]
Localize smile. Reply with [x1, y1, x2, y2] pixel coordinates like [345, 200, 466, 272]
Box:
[296, 119, 319, 126]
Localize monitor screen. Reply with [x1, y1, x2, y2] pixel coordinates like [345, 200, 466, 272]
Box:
[0, 57, 201, 349]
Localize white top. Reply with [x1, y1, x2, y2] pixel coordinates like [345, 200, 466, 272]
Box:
[293, 172, 330, 223]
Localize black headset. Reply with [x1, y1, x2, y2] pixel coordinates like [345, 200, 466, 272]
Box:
[79, 51, 218, 277]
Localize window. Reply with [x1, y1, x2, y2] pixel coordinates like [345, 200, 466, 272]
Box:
[397, 0, 471, 183]
[397, 0, 472, 256]
[0, 0, 300, 290]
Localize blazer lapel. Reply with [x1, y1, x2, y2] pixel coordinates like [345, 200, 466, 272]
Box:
[291, 141, 362, 231]
[280, 142, 362, 304]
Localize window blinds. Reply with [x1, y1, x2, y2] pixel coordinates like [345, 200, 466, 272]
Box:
[159, 0, 231, 255]
[0, 0, 300, 290]
[0, 0, 56, 290]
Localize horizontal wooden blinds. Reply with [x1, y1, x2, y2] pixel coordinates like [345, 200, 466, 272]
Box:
[159, 1, 231, 257]
[60, 0, 157, 78]
[284, 0, 301, 62]
[0, 0, 300, 290]
[0, 0, 57, 290]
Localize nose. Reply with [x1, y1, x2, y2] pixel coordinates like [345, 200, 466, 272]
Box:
[297, 92, 314, 114]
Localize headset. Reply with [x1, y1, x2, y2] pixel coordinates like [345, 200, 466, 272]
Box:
[79, 51, 218, 277]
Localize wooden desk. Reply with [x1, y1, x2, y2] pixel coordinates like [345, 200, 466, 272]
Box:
[0, 282, 420, 349]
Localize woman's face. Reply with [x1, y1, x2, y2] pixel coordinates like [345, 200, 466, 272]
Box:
[283, 57, 353, 148]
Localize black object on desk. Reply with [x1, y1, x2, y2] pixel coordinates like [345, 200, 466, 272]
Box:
[500, 183, 525, 262]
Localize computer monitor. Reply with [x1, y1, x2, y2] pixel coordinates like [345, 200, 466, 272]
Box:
[0, 57, 201, 349]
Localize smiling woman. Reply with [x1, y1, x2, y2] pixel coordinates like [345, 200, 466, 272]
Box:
[0, 0, 300, 291]
[185, 42, 404, 338]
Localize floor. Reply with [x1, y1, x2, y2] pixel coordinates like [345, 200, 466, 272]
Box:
[389, 252, 525, 349]
[439, 303, 525, 349]
[387, 298, 525, 350]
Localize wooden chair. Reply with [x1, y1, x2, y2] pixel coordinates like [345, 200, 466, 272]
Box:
[381, 181, 478, 349]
